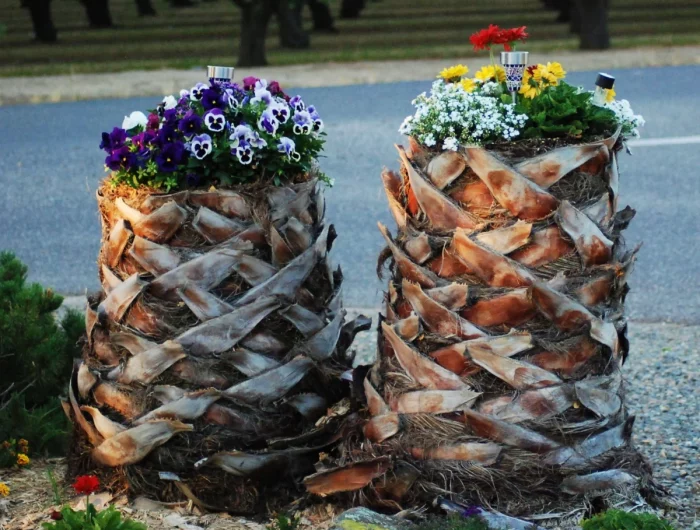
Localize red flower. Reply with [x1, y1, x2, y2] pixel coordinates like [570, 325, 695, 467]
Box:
[495, 26, 529, 51]
[469, 24, 501, 51]
[50, 510, 63, 521]
[268, 81, 282, 95]
[72, 475, 100, 495]
[147, 113, 159, 131]
[242, 76, 259, 91]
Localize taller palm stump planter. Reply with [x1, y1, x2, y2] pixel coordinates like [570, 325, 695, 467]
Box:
[66, 73, 368, 511]
[310, 132, 652, 514]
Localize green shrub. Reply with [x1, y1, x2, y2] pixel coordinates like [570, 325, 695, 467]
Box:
[0, 251, 85, 460]
[267, 514, 300, 530]
[582, 510, 676, 530]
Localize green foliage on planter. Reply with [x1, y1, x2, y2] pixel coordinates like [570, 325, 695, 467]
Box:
[0, 251, 85, 459]
[582, 510, 676, 530]
[513, 83, 618, 139]
[42, 505, 147, 530]
[414, 515, 490, 530]
[267, 513, 300, 530]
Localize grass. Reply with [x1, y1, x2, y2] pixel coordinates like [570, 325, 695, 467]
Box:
[0, 0, 699, 77]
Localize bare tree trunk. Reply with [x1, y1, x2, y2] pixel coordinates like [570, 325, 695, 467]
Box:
[340, 0, 365, 19]
[308, 0, 336, 32]
[81, 0, 113, 28]
[23, 0, 58, 42]
[574, 0, 610, 49]
[237, 0, 274, 67]
[277, 0, 310, 49]
[135, 0, 156, 16]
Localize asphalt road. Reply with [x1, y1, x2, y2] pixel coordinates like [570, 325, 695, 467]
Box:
[1, 65, 699, 323]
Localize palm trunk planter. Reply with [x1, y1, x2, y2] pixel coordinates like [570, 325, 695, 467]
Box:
[66, 69, 368, 512]
[305, 28, 654, 518]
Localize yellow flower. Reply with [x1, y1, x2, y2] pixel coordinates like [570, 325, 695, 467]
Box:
[519, 69, 542, 99]
[17, 453, 30, 466]
[0, 483, 9, 497]
[546, 62, 566, 81]
[459, 78, 476, 93]
[1, 441, 10, 449]
[605, 87, 616, 103]
[475, 65, 506, 83]
[438, 64, 469, 82]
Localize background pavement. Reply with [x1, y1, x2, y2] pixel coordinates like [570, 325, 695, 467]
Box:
[1, 65, 699, 323]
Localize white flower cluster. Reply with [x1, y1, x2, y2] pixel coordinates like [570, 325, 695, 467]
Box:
[398, 80, 527, 150]
[604, 98, 645, 138]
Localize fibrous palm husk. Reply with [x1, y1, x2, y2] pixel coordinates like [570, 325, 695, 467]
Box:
[307, 130, 656, 516]
[67, 177, 369, 512]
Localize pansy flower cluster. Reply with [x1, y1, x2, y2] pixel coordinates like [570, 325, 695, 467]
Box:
[100, 76, 326, 191]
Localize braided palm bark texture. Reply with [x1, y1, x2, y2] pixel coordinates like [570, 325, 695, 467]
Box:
[304, 130, 653, 514]
[68, 178, 369, 511]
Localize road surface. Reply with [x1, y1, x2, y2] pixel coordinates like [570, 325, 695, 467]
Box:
[1, 65, 699, 322]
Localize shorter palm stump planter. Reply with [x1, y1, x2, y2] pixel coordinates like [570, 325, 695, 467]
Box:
[66, 69, 369, 512]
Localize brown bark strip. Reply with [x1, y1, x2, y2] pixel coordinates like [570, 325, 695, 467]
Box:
[189, 190, 251, 219]
[382, 322, 466, 390]
[80, 406, 126, 439]
[452, 229, 535, 288]
[378, 222, 438, 288]
[402, 279, 485, 339]
[556, 200, 613, 267]
[515, 144, 605, 188]
[410, 442, 501, 465]
[397, 145, 480, 231]
[425, 283, 469, 310]
[104, 219, 132, 267]
[280, 303, 325, 336]
[458, 409, 560, 453]
[225, 349, 281, 377]
[560, 470, 637, 494]
[461, 289, 536, 328]
[393, 388, 480, 414]
[364, 378, 390, 416]
[135, 388, 222, 424]
[132, 202, 188, 243]
[364, 413, 400, 443]
[223, 355, 313, 404]
[92, 420, 193, 467]
[128, 236, 181, 275]
[97, 273, 146, 323]
[404, 232, 432, 264]
[291, 309, 345, 361]
[509, 226, 574, 268]
[463, 147, 559, 221]
[426, 151, 467, 190]
[475, 221, 532, 254]
[108, 340, 186, 384]
[467, 342, 561, 390]
[381, 169, 408, 229]
[304, 457, 392, 495]
[178, 285, 234, 321]
[192, 206, 247, 244]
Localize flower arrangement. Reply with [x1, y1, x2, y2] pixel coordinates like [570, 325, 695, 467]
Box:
[399, 25, 644, 150]
[42, 475, 146, 530]
[0, 438, 31, 468]
[100, 76, 326, 191]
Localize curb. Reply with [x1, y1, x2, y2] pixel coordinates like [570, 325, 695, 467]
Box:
[2, 45, 700, 106]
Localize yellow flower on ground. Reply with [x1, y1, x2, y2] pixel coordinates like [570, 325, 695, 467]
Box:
[16, 453, 30, 466]
[1, 441, 10, 449]
[605, 87, 616, 103]
[438, 64, 469, 81]
[0, 483, 9, 497]
[459, 78, 476, 93]
[475, 65, 506, 83]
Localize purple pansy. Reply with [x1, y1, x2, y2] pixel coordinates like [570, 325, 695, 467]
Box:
[190, 83, 207, 102]
[270, 101, 290, 123]
[163, 108, 179, 125]
[105, 146, 137, 171]
[186, 173, 201, 187]
[251, 80, 273, 105]
[156, 125, 179, 147]
[292, 110, 313, 135]
[155, 142, 186, 172]
[233, 140, 253, 165]
[179, 110, 203, 135]
[277, 137, 301, 162]
[100, 127, 127, 152]
[289, 95, 305, 113]
[268, 81, 282, 95]
[229, 123, 253, 147]
[242, 76, 258, 91]
[257, 109, 279, 135]
[201, 88, 225, 111]
[224, 89, 240, 111]
[191, 134, 213, 160]
[307, 105, 324, 132]
[147, 113, 160, 130]
[131, 130, 155, 150]
[204, 108, 226, 132]
[248, 130, 267, 149]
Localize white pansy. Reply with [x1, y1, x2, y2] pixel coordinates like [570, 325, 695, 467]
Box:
[162, 95, 178, 110]
[121, 111, 148, 130]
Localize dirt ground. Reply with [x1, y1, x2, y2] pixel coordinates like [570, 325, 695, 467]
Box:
[0, 459, 341, 530]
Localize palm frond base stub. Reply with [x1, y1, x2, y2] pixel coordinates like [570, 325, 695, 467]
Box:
[306, 131, 659, 517]
[65, 176, 369, 512]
